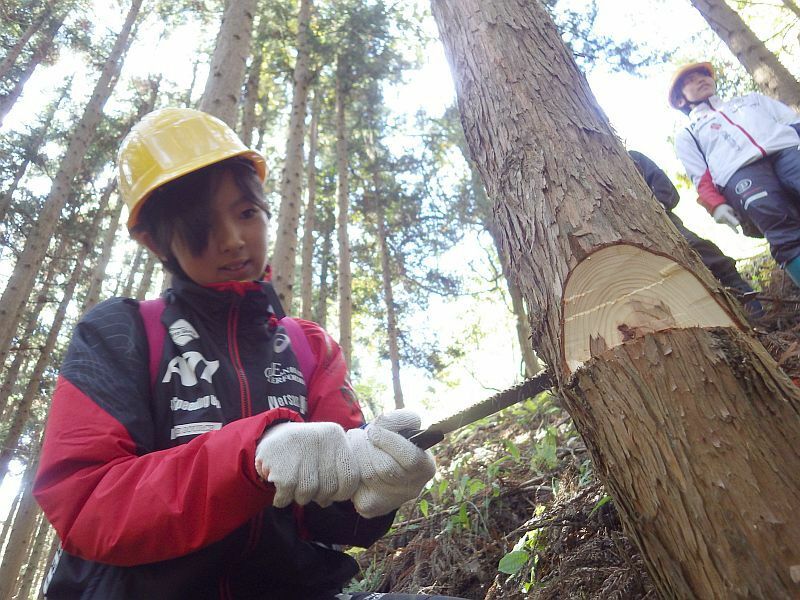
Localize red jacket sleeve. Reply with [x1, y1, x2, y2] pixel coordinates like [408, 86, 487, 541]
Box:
[34, 376, 304, 567]
[294, 319, 365, 429]
[697, 169, 727, 213]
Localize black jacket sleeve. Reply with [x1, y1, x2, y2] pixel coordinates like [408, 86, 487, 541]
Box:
[629, 150, 681, 211]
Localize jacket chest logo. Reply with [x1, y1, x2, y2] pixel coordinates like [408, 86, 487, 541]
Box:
[163, 352, 220, 387]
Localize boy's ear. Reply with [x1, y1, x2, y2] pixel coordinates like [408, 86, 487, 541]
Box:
[132, 230, 166, 260]
[675, 95, 687, 109]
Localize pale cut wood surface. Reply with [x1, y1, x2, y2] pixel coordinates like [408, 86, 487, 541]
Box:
[563, 244, 737, 372]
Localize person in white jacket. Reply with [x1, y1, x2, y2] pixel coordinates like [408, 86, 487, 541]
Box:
[669, 61, 800, 286]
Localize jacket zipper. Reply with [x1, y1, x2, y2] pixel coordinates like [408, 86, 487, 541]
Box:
[223, 298, 261, 598]
[227, 299, 252, 418]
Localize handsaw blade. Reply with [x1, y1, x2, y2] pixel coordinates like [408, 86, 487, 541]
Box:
[402, 371, 554, 450]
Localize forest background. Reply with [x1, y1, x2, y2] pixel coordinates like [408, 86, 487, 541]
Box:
[0, 0, 797, 596]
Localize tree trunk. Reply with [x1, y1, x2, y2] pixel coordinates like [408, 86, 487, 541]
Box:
[431, 1, 800, 598]
[0, 0, 55, 82]
[376, 195, 404, 408]
[300, 90, 321, 321]
[121, 245, 145, 299]
[0, 446, 42, 600]
[271, 0, 314, 310]
[240, 13, 269, 146]
[135, 252, 159, 300]
[14, 513, 50, 600]
[690, 0, 800, 110]
[0, 80, 69, 224]
[0, 265, 57, 422]
[0, 235, 91, 485]
[782, 0, 800, 19]
[315, 214, 333, 329]
[199, 0, 256, 127]
[335, 55, 353, 366]
[0, 0, 141, 379]
[83, 191, 123, 311]
[0, 8, 66, 127]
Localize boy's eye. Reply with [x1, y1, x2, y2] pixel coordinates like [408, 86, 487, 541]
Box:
[241, 207, 258, 219]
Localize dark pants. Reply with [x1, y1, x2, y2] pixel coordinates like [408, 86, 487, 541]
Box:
[668, 213, 754, 294]
[722, 146, 800, 265]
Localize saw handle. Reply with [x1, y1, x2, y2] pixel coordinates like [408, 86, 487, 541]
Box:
[399, 428, 444, 451]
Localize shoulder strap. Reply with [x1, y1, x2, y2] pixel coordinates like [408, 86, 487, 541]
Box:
[280, 317, 316, 383]
[685, 127, 707, 163]
[139, 297, 167, 387]
[138, 299, 317, 387]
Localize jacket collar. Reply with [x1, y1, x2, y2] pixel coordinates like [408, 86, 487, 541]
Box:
[168, 275, 286, 320]
[688, 95, 721, 121]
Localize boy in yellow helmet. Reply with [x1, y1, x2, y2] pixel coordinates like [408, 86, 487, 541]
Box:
[33, 108, 460, 600]
[669, 61, 800, 286]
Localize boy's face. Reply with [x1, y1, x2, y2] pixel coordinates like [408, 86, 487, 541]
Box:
[678, 70, 716, 105]
[170, 169, 269, 285]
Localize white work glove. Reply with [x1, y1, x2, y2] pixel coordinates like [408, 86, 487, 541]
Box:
[255, 421, 359, 508]
[712, 204, 741, 232]
[345, 409, 436, 519]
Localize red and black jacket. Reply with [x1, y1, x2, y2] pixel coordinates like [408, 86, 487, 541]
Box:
[34, 276, 393, 599]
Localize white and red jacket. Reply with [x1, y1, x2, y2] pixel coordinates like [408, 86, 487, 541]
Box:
[33, 276, 393, 599]
[675, 93, 800, 212]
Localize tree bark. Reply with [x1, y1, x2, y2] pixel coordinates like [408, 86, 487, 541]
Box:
[83, 191, 124, 311]
[0, 0, 141, 380]
[199, 0, 256, 127]
[0, 265, 57, 422]
[335, 55, 353, 366]
[690, 0, 800, 110]
[431, 1, 800, 597]
[0, 445, 42, 600]
[0, 8, 66, 127]
[0, 234, 91, 485]
[376, 194, 404, 408]
[300, 89, 321, 321]
[271, 0, 314, 310]
[0, 79, 70, 224]
[121, 245, 145, 298]
[0, 0, 55, 82]
[315, 214, 333, 329]
[14, 513, 51, 600]
[240, 13, 269, 146]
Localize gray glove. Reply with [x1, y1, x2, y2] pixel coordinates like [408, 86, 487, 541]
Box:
[346, 409, 436, 519]
[712, 203, 740, 232]
[255, 421, 360, 508]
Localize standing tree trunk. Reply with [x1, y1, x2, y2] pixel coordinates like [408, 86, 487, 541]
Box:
[690, 0, 800, 110]
[0, 0, 141, 377]
[239, 13, 269, 146]
[0, 0, 56, 82]
[431, 1, 800, 598]
[83, 191, 124, 311]
[199, 0, 256, 127]
[300, 90, 321, 321]
[334, 55, 353, 366]
[0, 78, 70, 224]
[14, 513, 51, 600]
[0, 444, 42, 600]
[271, 0, 314, 310]
[315, 212, 334, 329]
[375, 194, 404, 408]
[0, 8, 67, 127]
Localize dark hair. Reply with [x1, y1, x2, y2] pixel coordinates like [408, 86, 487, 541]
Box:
[134, 157, 269, 275]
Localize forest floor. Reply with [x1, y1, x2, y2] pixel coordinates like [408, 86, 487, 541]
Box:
[345, 258, 800, 600]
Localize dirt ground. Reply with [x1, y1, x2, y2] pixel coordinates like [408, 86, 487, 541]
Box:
[346, 263, 800, 600]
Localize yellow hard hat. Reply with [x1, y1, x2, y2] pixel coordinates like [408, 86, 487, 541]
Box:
[667, 62, 715, 109]
[118, 107, 266, 230]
